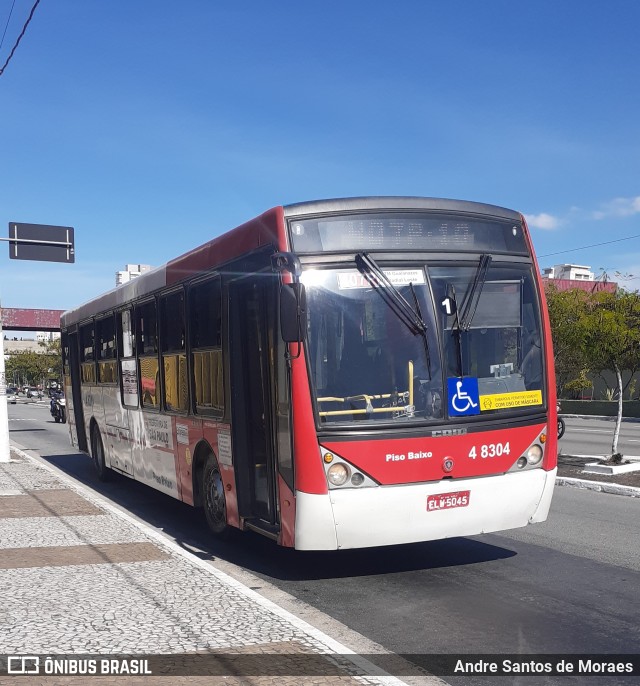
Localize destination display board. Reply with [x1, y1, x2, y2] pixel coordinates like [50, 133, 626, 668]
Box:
[288, 212, 527, 255]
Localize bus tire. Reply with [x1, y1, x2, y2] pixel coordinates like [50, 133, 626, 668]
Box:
[202, 454, 229, 538]
[91, 426, 111, 482]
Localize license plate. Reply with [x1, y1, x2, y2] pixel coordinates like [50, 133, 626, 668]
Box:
[427, 490, 470, 512]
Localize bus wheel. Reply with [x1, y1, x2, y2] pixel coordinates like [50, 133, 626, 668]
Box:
[91, 426, 110, 482]
[203, 455, 228, 537]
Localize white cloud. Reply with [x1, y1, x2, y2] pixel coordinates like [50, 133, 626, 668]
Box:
[524, 212, 560, 230]
[592, 196, 640, 220]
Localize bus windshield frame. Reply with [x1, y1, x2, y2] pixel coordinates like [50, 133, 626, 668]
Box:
[301, 258, 546, 430]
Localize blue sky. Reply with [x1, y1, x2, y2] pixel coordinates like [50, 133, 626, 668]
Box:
[1, 0, 640, 324]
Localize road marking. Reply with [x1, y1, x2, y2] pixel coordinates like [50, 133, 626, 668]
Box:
[569, 429, 613, 433]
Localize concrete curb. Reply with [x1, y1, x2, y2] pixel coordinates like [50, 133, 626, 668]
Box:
[560, 453, 640, 460]
[556, 475, 640, 498]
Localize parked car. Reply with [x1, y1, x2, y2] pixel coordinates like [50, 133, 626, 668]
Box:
[6, 387, 18, 404]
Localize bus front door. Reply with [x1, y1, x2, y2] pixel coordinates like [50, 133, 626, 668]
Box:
[229, 275, 278, 535]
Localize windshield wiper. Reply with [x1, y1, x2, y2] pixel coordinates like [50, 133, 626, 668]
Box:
[446, 254, 492, 377]
[446, 283, 464, 378]
[355, 252, 431, 377]
[459, 254, 492, 331]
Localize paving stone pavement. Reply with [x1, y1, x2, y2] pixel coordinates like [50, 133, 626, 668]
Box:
[0, 448, 441, 686]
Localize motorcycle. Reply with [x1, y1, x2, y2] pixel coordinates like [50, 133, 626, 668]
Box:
[50, 393, 67, 424]
[557, 401, 565, 439]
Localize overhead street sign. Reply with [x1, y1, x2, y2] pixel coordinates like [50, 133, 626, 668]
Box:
[6, 222, 75, 263]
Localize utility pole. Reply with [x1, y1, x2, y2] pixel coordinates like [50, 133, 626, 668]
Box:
[0, 222, 75, 462]
[0, 302, 9, 462]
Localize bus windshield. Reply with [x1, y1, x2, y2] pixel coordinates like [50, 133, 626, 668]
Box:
[303, 262, 545, 426]
[429, 262, 545, 410]
[302, 266, 443, 425]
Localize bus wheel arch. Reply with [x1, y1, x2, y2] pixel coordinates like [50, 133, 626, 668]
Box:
[192, 441, 212, 507]
[89, 419, 110, 482]
[193, 442, 229, 538]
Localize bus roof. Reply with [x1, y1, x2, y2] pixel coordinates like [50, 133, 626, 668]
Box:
[284, 196, 522, 222]
[61, 205, 284, 327]
[61, 197, 523, 327]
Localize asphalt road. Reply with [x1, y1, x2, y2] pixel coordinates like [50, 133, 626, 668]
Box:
[8, 404, 640, 685]
[559, 414, 640, 457]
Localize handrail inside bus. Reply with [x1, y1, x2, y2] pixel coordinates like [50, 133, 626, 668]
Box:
[317, 362, 414, 416]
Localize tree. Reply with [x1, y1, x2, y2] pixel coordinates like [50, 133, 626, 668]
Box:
[39, 337, 63, 380]
[545, 286, 590, 397]
[546, 282, 640, 459]
[5, 338, 62, 387]
[582, 289, 640, 458]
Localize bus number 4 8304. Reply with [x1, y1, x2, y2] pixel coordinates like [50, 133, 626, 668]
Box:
[468, 442, 510, 459]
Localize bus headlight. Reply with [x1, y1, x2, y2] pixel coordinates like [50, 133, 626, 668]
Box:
[351, 473, 365, 486]
[526, 444, 543, 465]
[327, 463, 350, 486]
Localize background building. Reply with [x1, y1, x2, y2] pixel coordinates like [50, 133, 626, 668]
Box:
[542, 264, 594, 281]
[36, 331, 61, 343]
[2, 338, 41, 355]
[541, 263, 616, 293]
[116, 264, 153, 286]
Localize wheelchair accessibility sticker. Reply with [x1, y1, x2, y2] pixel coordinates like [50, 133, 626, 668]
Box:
[448, 377, 480, 416]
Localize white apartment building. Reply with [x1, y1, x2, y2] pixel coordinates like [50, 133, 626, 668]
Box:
[36, 331, 61, 343]
[116, 264, 153, 286]
[541, 264, 594, 281]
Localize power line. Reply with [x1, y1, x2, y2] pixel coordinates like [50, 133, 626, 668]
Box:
[0, 0, 17, 52]
[0, 0, 41, 78]
[539, 232, 640, 258]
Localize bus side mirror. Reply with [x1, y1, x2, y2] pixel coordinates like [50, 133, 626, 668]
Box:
[280, 282, 306, 343]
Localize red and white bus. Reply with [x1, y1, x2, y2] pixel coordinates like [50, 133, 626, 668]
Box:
[61, 197, 557, 550]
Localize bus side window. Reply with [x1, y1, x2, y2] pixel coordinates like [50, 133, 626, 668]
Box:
[96, 315, 117, 384]
[119, 309, 135, 358]
[136, 300, 160, 409]
[189, 277, 224, 416]
[118, 309, 138, 407]
[160, 290, 188, 412]
[79, 322, 96, 384]
[61, 332, 70, 381]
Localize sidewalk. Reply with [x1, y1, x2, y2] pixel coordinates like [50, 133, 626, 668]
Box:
[556, 414, 640, 498]
[1, 441, 635, 686]
[0, 445, 442, 686]
[556, 454, 640, 497]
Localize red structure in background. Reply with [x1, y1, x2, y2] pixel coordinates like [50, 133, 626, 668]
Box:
[0, 308, 64, 332]
[542, 278, 617, 294]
